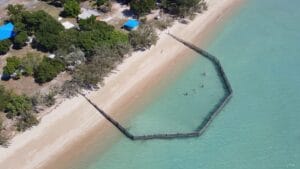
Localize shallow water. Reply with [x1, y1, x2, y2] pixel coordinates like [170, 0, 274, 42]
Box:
[73, 0, 300, 168]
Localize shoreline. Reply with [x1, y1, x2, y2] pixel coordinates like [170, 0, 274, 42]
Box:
[0, 0, 243, 169]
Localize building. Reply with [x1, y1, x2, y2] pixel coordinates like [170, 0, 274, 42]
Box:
[0, 22, 15, 41]
[123, 19, 140, 31]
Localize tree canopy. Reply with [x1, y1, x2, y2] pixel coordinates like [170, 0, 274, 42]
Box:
[129, 0, 156, 16]
[62, 0, 81, 17]
[0, 40, 12, 55]
[7, 5, 64, 52]
[34, 57, 65, 83]
[162, 0, 207, 17]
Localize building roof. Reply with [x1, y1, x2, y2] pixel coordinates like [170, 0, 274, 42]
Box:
[123, 19, 140, 30]
[0, 22, 15, 41]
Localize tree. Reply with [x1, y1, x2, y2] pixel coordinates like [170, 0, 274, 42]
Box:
[162, 0, 207, 17]
[6, 4, 25, 22]
[3, 56, 21, 77]
[34, 57, 65, 83]
[129, 24, 158, 50]
[19, 10, 64, 51]
[62, 0, 81, 17]
[0, 40, 12, 55]
[33, 16, 64, 52]
[13, 31, 28, 49]
[4, 94, 32, 119]
[130, 0, 156, 16]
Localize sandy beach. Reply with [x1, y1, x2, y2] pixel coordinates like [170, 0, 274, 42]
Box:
[0, 0, 241, 168]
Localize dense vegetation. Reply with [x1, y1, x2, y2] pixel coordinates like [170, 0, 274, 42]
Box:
[129, 0, 156, 16]
[62, 0, 81, 17]
[161, 0, 207, 17]
[0, 40, 12, 55]
[34, 57, 65, 83]
[7, 4, 64, 52]
[2, 56, 21, 78]
[61, 16, 129, 55]
[0, 85, 39, 145]
[1, 53, 63, 83]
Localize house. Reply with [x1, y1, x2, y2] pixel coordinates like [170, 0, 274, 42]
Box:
[123, 19, 140, 30]
[0, 22, 15, 41]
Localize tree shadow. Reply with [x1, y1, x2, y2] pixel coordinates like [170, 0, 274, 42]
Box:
[116, 0, 130, 5]
[122, 9, 134, 17]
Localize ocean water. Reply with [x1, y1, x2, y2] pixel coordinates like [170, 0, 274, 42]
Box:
[74, 0, 300, 168]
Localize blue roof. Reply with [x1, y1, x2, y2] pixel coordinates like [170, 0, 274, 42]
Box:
[0, 22, 15, 41]
[123, 19, 139, 29]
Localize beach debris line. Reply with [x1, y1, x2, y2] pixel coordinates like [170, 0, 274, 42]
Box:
[80, 35, 233, 141]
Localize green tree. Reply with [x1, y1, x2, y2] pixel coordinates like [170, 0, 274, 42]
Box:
[33, 15, 64, 52]
[63, 0, 81, 17]
[4, 94, 32, 119]
[3, 56, 21, 76]
[0, 40, 12, 55]
[19, 10, 64, 51]
[34, 57, 65, 83]
[130, 0, 156, 16]
[162, 0, 207, 17]
[6, 4, 25, 22]
[13, 31, 28, 49]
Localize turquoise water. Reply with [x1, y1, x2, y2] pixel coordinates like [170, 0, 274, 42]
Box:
[76, 0, 300, 168]
[122, 55, 226, 135]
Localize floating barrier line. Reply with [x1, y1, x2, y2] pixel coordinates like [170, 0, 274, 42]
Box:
[80, 34, 233, 141]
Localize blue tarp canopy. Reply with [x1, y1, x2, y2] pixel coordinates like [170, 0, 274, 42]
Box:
[0, 22, 15, 41]
[123, 19, 139, 30]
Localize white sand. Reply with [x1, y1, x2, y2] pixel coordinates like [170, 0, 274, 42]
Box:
[0, 0, 241, 168]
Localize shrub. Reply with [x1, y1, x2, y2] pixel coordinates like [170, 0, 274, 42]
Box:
[0, 40, 12, 55]
[2, 56, 21, 77]
[21, 53, 43, 76]
[153, 17, 174, 30]
[0, 85, 11, 111]
[34, 21, 64, 52]
[162, 0, 207, 17]
[129, 24, 158, 50]
[0, 117, 8, 146]
[62, 0, 80, 17]
[13, 31, 28, 49]
[130, 0, 156, 16]
[4, 94, 32, 119]
[34, 57, 65, 83]
[16, 112, 38, 131]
